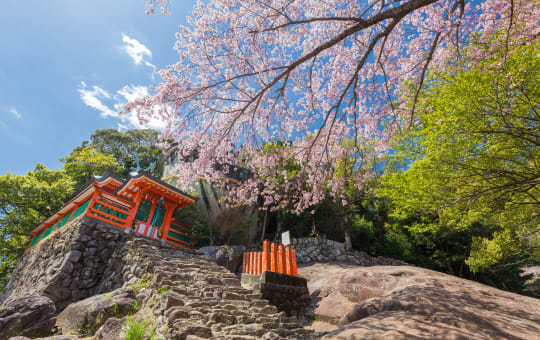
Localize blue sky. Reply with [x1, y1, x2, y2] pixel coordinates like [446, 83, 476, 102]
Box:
[0, 0, 196, 175]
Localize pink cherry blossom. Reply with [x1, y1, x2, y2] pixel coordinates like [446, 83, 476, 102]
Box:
[132, 0, 539, 212]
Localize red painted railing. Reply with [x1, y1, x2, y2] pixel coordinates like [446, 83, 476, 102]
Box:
[243, 240, 298, 276]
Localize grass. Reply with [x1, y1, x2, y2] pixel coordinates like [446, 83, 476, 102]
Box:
[122, 316, 149, 340]
[129, 274, 152, 294]
[157, 287, 169, 295]
[75, 321, 92, 335]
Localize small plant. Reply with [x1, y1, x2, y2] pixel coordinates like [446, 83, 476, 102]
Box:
[149, 324, 158, 340]
[75, 321, 91, 335]
[96, 312, 104, 325]
[132, 300, 141, 312]
[104, 292, 114, 300]
[130, 274, 152, 294]
[122, 315, 149, 340]
[113, 303, 118, 315]
[157, 287, 169, 295]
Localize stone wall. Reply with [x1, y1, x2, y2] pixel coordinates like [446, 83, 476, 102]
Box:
[241, 271, 312, 322]
[291, 237, 407, 266]
[0, 217, 133, 310]
[0, 217, 199, 311]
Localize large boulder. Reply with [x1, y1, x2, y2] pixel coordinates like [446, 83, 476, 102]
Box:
[56, 287, 137, 335]
[94, 317, 127, 340]
[199, 245, 246, 273]
[299, 263, 540, 339]
[0, 294, 56, 339]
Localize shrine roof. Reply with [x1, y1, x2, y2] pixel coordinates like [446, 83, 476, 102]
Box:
[115, 171, 197, 204]
[63, 172, 125, 205]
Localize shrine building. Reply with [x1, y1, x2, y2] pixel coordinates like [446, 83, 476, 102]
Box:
[25, 172, 196, 252]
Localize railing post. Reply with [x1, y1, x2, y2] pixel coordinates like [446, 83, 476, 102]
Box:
[250, 252, 255, 274]
[278, 245, 285, 274]
[262, 240, 270, 272]
[257, 251, 262, 275]
[285, 247, 292, 275]
[160, 204, 174, 240]
[271, 243, 277, 272]
[292, 249, 298, 276]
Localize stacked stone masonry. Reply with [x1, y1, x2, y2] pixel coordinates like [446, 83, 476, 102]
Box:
[291, 237, 408, 266]
[241, 271, 312, 322]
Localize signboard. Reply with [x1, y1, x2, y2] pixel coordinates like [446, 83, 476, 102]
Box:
[281, 230, 290, 246]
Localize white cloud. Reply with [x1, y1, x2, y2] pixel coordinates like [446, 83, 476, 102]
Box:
[77, 82, 116, 118]
[9, 107, 22, 119]
[144, 61, 156, 69]
[122, 33, 152, 65]
[116, 84, 149, 102]
[78, 82, 167, 131]
[114, 84, 167, 130]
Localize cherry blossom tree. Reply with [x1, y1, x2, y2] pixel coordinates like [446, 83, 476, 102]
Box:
[130, 0, 539, 213]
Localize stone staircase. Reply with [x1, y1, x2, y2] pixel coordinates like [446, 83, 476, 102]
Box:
[125, 242, 317, 339]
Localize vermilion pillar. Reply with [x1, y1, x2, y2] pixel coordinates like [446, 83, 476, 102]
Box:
[256, 252, 262, 274]
[262, 240, 270, 272]
[292, 249, 298, 276]
[285, 247, 292, 275]
[278, 245, 285, 274]
[250, 252, 255, 274]
[271, 243, 278, 272]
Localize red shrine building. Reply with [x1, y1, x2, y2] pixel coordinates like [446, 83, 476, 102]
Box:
[25, 172, 196, 253]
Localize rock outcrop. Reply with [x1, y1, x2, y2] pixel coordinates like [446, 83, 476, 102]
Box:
[160, 144, 261, 245]
[199, 245, 246, 273]
[0, 295, 56, 339]
[3, 217, 538, 340]
[56, 287, 137, 335]
[299, 263, 540, 339]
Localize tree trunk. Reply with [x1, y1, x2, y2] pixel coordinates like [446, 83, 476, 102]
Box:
[274, 211, 283, 241]
[259, 209, 268, 245]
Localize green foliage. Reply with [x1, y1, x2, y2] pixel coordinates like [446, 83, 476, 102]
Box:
[88, 129, 161, 177]
[132, 300, 141, 312]
[129, 275, 152, 295]
[61, 145, 122, 187]
[157, 287, 169, 296]
[376, 39, 539, 292]
[122, 315, 149, 340]
[174, 203, 214, 247]
[0, 164, 75, 291]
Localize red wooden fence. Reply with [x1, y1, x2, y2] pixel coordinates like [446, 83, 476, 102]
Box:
[243, 240, 298, 276]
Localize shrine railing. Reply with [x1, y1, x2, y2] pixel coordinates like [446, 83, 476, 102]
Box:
[165, 222, 194, 249]
[243, 241, 298, 276]
[25, 198, 93, 252]
[87, 196, 130, 229]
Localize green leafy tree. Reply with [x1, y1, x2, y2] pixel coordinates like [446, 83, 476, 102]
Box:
[0, 165, 75, 290]
[87, 129, 161, 177]
[61, 146, 123, 188]
[380, 39, 539, 283]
